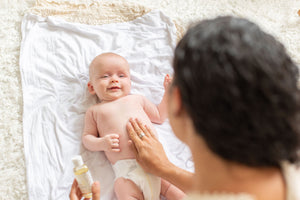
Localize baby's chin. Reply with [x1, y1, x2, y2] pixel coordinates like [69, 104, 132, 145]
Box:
[100, 93, 129, 102]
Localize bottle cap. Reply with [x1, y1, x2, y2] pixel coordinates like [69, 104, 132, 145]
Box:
[72, 155, 84, 167]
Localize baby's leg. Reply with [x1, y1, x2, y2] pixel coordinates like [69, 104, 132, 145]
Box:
[160, 179, 186, 200]
[114, 177, 144, 200]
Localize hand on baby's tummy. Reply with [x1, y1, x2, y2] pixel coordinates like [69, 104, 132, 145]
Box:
[164, 74, 173, 90]
[103, 134, 120, 152]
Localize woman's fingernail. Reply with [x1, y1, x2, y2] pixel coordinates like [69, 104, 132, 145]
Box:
[94, 181, 100, 188]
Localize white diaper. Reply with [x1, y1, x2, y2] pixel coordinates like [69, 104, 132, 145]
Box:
[112, 159, 161, 200]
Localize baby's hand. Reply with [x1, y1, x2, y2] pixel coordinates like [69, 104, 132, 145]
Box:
[103, 134, 120, 152]
[163, 74, 173, 90]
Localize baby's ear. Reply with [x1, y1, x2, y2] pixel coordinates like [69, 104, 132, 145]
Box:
[87, 81, 96, 95]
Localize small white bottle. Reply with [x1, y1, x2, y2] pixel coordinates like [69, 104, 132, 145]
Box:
[72, 155, 93, 198]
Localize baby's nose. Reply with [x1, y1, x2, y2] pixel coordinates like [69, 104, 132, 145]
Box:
[111, 77, 119, 83]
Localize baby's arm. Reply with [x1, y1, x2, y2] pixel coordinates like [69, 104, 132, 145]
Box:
[142, 74, 172, 124]
[82, 108, 120, 152]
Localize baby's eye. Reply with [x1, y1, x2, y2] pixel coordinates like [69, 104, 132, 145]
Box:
[119, 74, 125, 78]
[101, 75, 109, 78]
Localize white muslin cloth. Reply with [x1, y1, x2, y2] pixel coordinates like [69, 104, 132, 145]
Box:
[20, 10, 193, 200]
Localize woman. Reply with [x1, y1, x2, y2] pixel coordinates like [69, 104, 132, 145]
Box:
[127, 16, 300, 200]
[71, 16, 300, 200]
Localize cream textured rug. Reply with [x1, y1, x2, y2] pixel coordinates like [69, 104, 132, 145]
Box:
[1, 0, 300, 199]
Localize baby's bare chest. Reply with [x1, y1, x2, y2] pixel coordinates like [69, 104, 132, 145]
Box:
[99, 102, 142, 121]
[93, 97, 149, 136]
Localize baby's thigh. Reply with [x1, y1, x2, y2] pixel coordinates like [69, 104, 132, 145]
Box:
[114, 177, 144, 200]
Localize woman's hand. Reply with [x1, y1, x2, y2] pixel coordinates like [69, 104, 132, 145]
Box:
[69, 179, 100, 200]
[126, 118, 173, 177]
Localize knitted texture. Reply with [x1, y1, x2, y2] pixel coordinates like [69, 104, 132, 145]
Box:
[0, 0, 299, 199]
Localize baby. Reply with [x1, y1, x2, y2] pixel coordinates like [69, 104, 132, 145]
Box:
[82, 53, 185, 200]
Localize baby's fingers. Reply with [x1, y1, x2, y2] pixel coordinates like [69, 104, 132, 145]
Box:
[111, 143, 119, 148]
[110, 141, 120, 152]
[111, 139, 119, 144]
[109, 134, 120, 139]
[164, 74, 173, 88]
[164, 74, 169, 82]
[111, 148, 121, 152]
[165, 74, 173, 81]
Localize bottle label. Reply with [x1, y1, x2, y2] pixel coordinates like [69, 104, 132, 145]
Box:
[75, 170, 93, 194]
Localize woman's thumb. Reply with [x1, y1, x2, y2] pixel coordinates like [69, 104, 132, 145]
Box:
[92, 181, 100, 200]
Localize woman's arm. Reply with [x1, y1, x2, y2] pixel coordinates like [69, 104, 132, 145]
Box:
[126, 118, 194, 192]
[159, 161, 194, 193]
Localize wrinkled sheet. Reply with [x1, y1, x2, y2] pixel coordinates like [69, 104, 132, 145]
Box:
[20, 10, 193, 200]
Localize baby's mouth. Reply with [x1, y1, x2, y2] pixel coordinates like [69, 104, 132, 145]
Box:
[108, 86, 121, 90]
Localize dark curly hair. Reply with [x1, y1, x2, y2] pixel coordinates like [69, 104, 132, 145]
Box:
[173, 16, 300, 167]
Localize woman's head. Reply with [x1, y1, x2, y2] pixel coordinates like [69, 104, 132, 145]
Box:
[172, 16, 300, 167]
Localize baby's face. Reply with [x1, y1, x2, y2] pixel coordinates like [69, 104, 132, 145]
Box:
[89, 54, 131, 102]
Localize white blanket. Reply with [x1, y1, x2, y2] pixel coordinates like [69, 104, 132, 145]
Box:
[20, 10, 193, 200]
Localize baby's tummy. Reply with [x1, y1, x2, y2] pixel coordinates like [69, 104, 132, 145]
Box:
[100, 111, 156, 164]
[105, 142, 136, 164]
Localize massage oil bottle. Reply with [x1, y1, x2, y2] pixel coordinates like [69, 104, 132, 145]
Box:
[72, 155, 93, 198]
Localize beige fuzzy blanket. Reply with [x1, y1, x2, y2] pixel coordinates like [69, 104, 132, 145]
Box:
[0, 0, 299, 199]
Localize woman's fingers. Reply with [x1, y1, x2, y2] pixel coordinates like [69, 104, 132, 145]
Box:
[126, 118, 173, 176]
[127, 118, 157, 145]
[126, 120, 142, 150]
[129, 118, 147, 137]
[145, 124, 157, 140]
[135, 118, 151, 137]
[91, 181, 101, 200]
[135, 118, 158, 141]
[70, 179, 100, 200]
[130, 118, 155, 139]
[128, 139, 138, 156]
[69, 179, 82, 200]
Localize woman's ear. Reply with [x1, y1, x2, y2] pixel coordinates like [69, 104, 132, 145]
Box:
[169, 86, 184, 117]
[87, 81, 96, 95]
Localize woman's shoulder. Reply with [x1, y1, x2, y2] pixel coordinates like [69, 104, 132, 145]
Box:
[183, 162, 300, 200]
[183, 193, 254, 200]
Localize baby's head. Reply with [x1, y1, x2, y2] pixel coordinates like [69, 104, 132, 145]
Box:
[88, 53, 131, 102]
